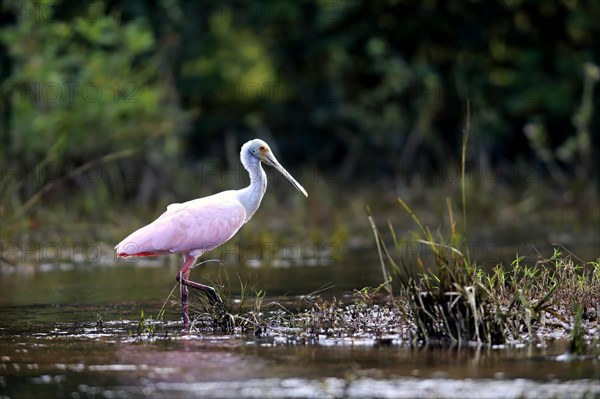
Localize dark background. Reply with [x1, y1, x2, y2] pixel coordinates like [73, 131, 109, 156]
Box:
[1, 0, 598, 258]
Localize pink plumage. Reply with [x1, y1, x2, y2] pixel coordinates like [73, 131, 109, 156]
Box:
[116, 193, 247, 258]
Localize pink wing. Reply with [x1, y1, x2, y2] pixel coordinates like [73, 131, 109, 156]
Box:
[116, 195, 247, 257]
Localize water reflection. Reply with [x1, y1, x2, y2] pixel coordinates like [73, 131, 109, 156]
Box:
[1, 322, 598, 399]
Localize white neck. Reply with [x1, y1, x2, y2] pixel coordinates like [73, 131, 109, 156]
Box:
[237, 149, 267, 222]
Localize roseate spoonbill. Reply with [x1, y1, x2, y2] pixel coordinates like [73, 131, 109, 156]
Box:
[115, 138, 307, 325]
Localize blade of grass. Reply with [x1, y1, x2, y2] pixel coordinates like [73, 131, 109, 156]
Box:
[461, 99, 470, 238]
[369, 215, 393, 298]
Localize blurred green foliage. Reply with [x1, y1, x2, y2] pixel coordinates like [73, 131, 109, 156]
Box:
[0, 0, 598, 243]
[1, 0, 181, 163]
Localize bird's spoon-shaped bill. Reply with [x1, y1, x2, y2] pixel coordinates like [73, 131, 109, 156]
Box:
[264, 152, 308, 197]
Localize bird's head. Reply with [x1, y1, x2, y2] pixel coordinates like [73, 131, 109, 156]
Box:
[242, 138, 308, 197]
[247, 139, 271, 162]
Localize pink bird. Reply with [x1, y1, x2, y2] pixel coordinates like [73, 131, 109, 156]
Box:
[115, 139, 308, 326]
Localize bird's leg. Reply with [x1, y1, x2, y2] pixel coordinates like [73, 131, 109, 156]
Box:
[176, 255, 223, 326]
[181, 281, 190, 326]
[177, 255, 197, 326]
[176, 276, 222, 305]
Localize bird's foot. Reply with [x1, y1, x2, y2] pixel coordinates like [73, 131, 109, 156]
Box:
[176, 274, 224, 326]
[176, 274, 222, 303]
[205, 286, 223, 305]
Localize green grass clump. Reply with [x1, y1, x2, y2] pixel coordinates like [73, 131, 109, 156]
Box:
[370, 198, 600, 346]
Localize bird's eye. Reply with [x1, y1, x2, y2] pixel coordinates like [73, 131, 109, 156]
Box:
[259, 146, 265, 151]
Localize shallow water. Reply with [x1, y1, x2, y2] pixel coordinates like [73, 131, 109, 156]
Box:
[1, 261, 599, 399]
